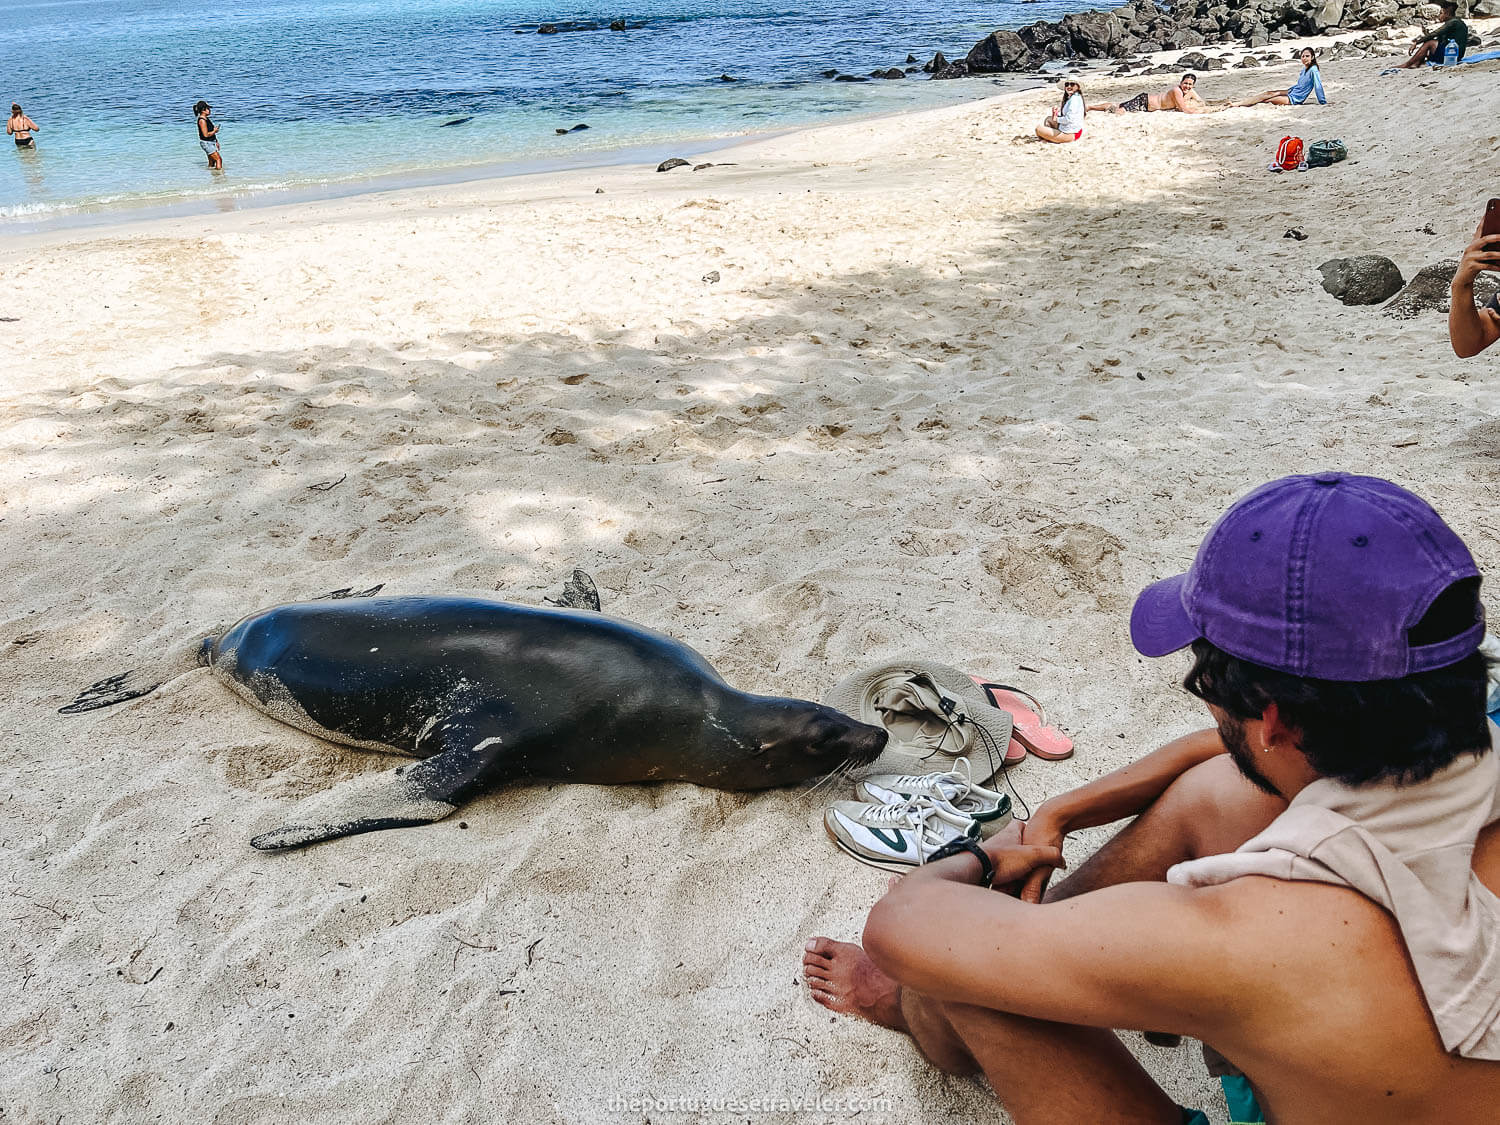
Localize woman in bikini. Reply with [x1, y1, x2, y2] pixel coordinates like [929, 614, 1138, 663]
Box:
[1035, 80, 1086, 144]
[1091, 73, 1211, 114]
[7, 103, 39, 149]
[195, 100, 222, 169]
[1233, 47, 1326, 107]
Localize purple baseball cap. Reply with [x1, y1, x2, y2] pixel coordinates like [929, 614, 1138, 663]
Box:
[1130, 473, 1485, 681]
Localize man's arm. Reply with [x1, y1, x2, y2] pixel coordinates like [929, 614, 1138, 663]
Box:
[1450, 228, 1500, 357]
[863, 873, 1251, 1037]
[1007, 728, 1224, 900]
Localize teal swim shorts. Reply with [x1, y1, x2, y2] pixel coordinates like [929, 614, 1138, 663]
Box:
[1179, 1075, 1266, 1125]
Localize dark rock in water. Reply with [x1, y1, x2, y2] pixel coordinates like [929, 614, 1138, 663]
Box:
[556, 127, 568, 134]
[1319, 256, 1404, 306]
[570, 123, 589, 131]
[718, 74, 738, 81]
[538, 23, 558, 33]
[923, 51, 948, 73]
[1385, 262, 1500, 319]
[834, 73, 869, 81]
[874, 67, 906, 78]
[440, 116, 474, 128]
[906, 53, 919, 63]
[932, 60, 970, 79]
[656, 158, 690, 172]
[967, 30, 1038, 72]
[609, 18, 627, 30]
[693, 163, 714, 170]
[822, 68, 840, 78]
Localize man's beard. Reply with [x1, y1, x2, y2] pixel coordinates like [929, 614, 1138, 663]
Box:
[1217, 713, 1284, 798]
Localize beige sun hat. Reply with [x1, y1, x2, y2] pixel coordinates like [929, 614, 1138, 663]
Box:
[825, 658, 1014, 785]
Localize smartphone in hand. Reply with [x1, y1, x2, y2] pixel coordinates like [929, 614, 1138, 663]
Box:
[1482, 198, 1500, 239]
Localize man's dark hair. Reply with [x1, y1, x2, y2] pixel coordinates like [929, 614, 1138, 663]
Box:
[1183, 578, 1492, 785]
[1184, 634, 1491, 787]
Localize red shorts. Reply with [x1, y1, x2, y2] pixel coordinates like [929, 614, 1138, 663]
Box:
[1073, 129, 1084, 139]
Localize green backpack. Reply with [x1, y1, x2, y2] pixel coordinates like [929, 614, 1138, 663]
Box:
[1307, 139, 1348, 168]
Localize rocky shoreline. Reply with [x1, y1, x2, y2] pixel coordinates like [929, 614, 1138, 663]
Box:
[823, 0, 1489, 83]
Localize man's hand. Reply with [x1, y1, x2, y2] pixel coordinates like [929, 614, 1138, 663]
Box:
[1454, 225, 1500, 291]
[982, 815, 1067, 901]
[1451, 223, 1500, 357]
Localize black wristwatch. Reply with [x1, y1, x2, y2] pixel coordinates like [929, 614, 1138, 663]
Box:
[928, 836, 995, 888]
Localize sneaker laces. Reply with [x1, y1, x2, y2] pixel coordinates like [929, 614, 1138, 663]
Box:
[876, 757, 975, 800]
[850, 797, 974, 862]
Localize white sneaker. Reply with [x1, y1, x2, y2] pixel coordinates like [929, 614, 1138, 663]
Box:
[857, 758, 1009, 819]
[823, 794, 1012, 868]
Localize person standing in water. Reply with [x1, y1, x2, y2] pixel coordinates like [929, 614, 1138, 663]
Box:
[194, 100, 222, 169]
[7, 103, 39, 149]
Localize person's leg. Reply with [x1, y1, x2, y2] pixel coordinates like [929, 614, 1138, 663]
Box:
[1035, 125, 1075, 144]
[1400, 40, 1435, 68]
[1046, 752, 1285, 901]
[804, 941, 1183, 1124]
[1233, 90, 1289, 107]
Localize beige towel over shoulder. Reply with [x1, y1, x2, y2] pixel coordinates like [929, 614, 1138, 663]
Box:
[1167, 722, 1500, 1059]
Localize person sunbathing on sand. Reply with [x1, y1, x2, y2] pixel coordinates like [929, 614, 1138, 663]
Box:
[1035, 80, 1085, 144]
[804, 472, 1500, 1125]
[1234, 46, 1326, 106]
[1091, 73, 1211, 114]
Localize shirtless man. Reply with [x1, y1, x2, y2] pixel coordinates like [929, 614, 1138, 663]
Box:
[805, 472, 1500, 1124]
[7, 103, 39, 149]
[1092, 73, 1211, 115]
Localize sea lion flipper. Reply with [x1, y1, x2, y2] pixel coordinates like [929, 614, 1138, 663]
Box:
[545, 569, 600, 612]
[251, 719, 518, 850]
[59, 669, 163, 714]
[250, 765, 459, 850]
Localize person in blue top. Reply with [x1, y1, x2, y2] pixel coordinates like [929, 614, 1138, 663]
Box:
[1233, 47, 1326, 107]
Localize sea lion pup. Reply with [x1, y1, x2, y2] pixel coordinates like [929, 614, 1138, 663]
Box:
[196, 595, 887, 850]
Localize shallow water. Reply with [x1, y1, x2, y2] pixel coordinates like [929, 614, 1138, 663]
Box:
[0, 0, 1094, 223]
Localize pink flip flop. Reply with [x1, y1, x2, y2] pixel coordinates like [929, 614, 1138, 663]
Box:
[970, 680, 1075, 761]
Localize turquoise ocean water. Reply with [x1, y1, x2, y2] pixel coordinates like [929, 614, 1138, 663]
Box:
[0, 0, 1092, 226]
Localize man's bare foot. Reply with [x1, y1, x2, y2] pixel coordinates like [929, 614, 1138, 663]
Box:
[802, 937, 907, 1031]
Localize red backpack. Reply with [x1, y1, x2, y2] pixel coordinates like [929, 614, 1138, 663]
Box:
[1271, 136, 1305, 172]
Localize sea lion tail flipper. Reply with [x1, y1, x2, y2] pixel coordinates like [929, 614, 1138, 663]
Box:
[59, 634, 207, 715]
[545, 569, 600, 612]
[59, 669, 163, 714]
[250, 719, 520, 850]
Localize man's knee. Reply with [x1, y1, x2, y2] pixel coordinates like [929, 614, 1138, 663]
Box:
[1156, 754, 1285, 857]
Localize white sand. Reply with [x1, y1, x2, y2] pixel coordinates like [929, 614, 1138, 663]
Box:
[3, 37, 1499, 1123]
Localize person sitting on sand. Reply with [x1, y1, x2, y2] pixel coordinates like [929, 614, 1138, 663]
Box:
[1234, 47, 1326, 106]
[804, 472, 1500, 1125]
[7, 103, 39, 149]
[195, 100, 222, 170]
[1035, 80, 1086, 144]
[1399, 0, 1468, 67]
[1091, 73, 1210, 115]
[1450, 221, 1500, 357]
